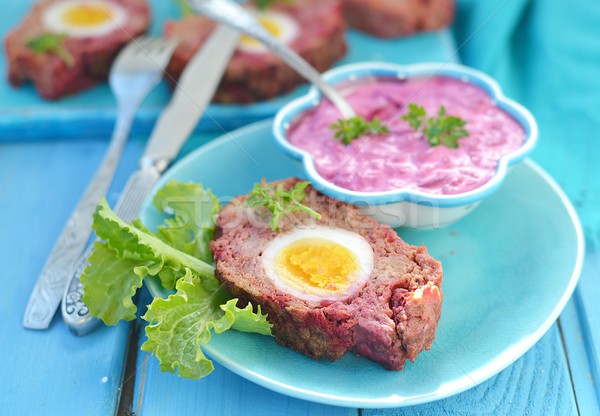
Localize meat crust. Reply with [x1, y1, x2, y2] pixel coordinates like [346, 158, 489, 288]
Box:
[342, 0, 454, 38]
[164, 0, 347, 103]
[211, 178, 443, 370]
[5, 0, 150, 100]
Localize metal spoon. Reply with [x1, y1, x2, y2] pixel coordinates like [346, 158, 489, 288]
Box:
[186, 0, 356, 119]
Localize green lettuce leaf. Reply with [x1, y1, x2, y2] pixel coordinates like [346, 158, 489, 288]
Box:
[141, 270, 272, 379]
[176, 0, 194, 16]
[81, 181, 273, 380]
[153, 180, 220, 264]
[80, 242, 146, 324]
[141, 270, 231, 379]
[82, 198, 216, 325]
[93, 197, 215, 282]
[221, 299, 273, 335]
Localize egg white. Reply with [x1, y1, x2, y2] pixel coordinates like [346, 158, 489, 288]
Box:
[42, 0, 126, 38]
[238, 10, 299, 54]
[261, 226, 374, 303]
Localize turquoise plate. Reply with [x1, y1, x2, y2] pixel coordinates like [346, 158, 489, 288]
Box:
[141, 120, 584, 408]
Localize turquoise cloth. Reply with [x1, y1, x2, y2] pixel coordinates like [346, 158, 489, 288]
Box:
[453, 0, 600, 229]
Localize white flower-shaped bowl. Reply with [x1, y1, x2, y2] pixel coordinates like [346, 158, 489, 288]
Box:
[273, 62, 538, 229]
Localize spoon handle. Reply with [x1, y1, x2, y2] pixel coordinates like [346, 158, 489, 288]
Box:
[188, 0, 355, 118]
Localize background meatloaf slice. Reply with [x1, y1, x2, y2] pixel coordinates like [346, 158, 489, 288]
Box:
[164, 0, 347, 103]
[5, 0, 150, 100]
[342, 0, 454, 38]
[211, 178, 443, 370]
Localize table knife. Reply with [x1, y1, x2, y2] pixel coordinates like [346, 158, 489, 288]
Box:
[56, 25, 240, 335]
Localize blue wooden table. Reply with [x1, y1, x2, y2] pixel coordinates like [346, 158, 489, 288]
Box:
[1, 0, 599, 415]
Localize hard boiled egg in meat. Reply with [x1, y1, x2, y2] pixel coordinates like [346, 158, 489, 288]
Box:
[261, 226, 374, 303]
[42, 0, 126, 38]
[238, 10, 299, 54]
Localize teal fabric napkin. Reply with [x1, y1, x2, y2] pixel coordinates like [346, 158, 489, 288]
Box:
[453, 0, 600, 228]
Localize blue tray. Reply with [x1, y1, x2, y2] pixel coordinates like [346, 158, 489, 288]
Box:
[0, 0, 456, 141]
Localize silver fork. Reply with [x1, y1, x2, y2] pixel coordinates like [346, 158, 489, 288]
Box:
[23, 36, 179, 330]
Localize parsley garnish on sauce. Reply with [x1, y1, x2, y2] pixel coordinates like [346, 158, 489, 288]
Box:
[247, 180, 321, 232]
[25, 33, 75, 67]
[330, 116, 390, 145]
[402, 103, 468, 149]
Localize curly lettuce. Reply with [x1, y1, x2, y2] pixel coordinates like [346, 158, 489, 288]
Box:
[81, 180, 272, 379]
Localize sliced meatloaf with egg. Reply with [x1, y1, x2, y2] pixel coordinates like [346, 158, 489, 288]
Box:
[342, 0, 454, 38]
[211, 178, 443, 370]
[164, 0, 347, 103]
[5, 0, 150, 100]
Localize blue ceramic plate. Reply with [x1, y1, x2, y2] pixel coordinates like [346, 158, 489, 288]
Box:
[0, 1, 455, 141]
[141, 120, 584, 408]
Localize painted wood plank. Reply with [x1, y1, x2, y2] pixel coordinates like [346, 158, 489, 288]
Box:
[560, 226, 600, 415]
[576, 235, 600, 399]
[0, 136, 148, 414]
[560, 297, 600, 416]
[129, 289, 357, 416]
[363, 325, 576, 416]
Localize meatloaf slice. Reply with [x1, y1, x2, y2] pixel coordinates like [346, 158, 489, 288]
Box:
[342, 0, 454, 38]
[164, 0, 347, 103]
[211, 178, 443, 370]
[5, 0, 150, 100]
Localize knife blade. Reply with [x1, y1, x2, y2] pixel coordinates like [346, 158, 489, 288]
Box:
[56, 24, 240, 334]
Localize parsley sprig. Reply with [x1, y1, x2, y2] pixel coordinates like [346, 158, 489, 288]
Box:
[26, 33, 75, 67]
[247, 181, 321, 232]
[330, 116, 390, 145]
[255, 0, 292, 11]
[177, 0, 194, 16]
[401, 103, 468, 148]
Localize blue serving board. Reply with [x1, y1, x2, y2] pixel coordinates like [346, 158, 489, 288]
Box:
[0, 0, 456, 141]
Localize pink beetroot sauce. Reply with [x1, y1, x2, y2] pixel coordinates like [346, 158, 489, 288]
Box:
[287, 76, 526, 195]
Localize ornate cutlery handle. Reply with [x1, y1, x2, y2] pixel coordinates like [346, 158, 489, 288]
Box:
[62, 167, 160, 335]
[62, 25, 240, 335]
[23, 108, 137, 330]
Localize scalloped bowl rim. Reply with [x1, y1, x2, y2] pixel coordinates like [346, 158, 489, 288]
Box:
[273, 62, 538, 208]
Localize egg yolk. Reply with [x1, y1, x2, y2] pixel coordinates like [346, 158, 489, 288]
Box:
[274, 238, 359, 292]
[62, 4, 113, 27]
[241, 16, 283, 47]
